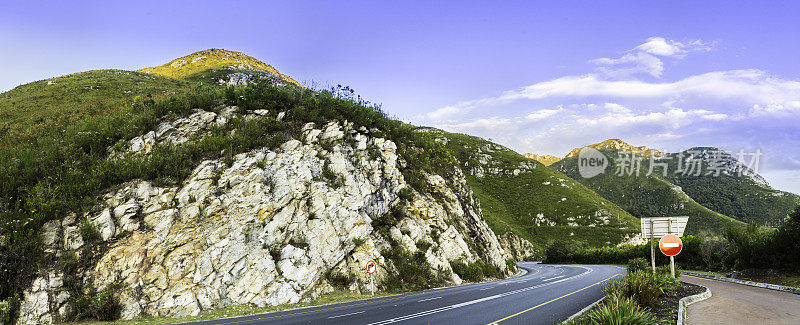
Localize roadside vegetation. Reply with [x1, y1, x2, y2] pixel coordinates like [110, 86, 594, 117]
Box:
[566, 264, 680, 325]
[545, 205, 800, 288]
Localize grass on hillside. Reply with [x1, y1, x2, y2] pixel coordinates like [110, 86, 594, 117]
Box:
[432, 131, 640, 252]
[553, 150, 744, 235]
[0, 70, 193, 149]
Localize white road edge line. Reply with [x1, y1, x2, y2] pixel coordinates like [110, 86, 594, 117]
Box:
[328, 310, 365, 319]
[366, 266, 593, 325]
[418, 296, 442, 302]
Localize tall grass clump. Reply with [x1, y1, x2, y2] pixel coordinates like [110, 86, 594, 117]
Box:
[566, 292, 656, 325]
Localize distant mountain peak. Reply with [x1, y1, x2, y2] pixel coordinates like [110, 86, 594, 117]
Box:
[565, 138, 663, 158]
[523, 153, 561, 166]
[139, 48, 300, 86]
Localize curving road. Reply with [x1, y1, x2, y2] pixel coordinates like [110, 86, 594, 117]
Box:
[182, 263, 625, 325]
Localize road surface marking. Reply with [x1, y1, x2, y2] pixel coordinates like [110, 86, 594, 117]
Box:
[542, 275, 565, 281]
[418, 296, 442, 302]
[480, 286, 495, 291]
[488, 273, 622, 324]
[367, 267, 592, 325]
[195, 266, 540, 325]
[328, 311, 365, 319]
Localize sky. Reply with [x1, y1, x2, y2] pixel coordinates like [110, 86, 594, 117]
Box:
[2, 1, 799, 193]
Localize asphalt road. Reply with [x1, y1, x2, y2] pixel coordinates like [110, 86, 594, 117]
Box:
[182, 263, 625, 325]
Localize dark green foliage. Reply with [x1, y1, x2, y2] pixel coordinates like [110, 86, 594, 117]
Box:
[552, 148, 746, 235]
[415, 239, 432, 252]
[605, 270, 678, 307]
[381, 244, 449, 292]
[324, 270, 352, 290]
[570, 292, 656, 325]
[72, 288, 121, 321]
[449, 259, 504, 282]
[322, 162, 343, 188]
[627, 258, 649, 273]
[505, 259, 518, 273]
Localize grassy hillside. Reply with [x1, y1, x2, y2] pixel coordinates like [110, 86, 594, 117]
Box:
[0, 70, 193, 149]
[662, 148, 799, 226]
[0, 52, 464, 316]
[427, 130, 640, 250]
[552, 142, 744, 235]
[139, 49, 301, 86]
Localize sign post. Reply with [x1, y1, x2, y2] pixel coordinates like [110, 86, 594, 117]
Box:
[659, 234, 683, 278]
[365, 260, 377, 296]
[641, 216, 688, 277]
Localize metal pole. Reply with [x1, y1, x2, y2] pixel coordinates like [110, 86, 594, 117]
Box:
[370, 275, 374, 296]
[650, 220, 656, 275]
[668, 218, 675, 279]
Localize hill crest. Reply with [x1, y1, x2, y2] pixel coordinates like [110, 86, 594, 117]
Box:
[139, 48, 300, 85]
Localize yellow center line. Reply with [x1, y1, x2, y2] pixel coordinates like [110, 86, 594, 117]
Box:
[212, 266, 541, 325]
[487, 273, 622, 324]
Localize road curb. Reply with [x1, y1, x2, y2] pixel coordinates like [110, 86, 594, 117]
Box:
[561, 297, 604, 324]
[682, 271, 800, 295]
[677, 283, 711, 325]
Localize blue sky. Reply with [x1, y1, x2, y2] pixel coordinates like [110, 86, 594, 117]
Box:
[2, 1, 799, 193]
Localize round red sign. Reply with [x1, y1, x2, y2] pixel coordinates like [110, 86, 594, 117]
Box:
[659, 234, 683, 256]
[365, 260, 377, 274]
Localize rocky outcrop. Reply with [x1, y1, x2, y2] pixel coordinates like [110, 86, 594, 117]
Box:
[17, 109, 511, 323]
[498, 232, 539, 261]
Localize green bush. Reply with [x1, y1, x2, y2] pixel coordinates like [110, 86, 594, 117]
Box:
[0, 299, 11, 325]
[324, 270, 352, 290]
[381, 245, 449, 292]
[605, 270, 676, 307]
[570, 292, 656, 325]
[72, 289, 121, 321]
[627, 258, 649, 273]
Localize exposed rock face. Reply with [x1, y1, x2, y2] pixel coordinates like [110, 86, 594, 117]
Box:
[17, 110, 511, 323]
[498, 232, 538, 261]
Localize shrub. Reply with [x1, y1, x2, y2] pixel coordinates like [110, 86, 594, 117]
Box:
[506, 259, 518, 273]
[324, 270, 352, 290]
[72, 288, 121, 321]
[604, 270, 669, 307]
[571, 292, 656, 325]
[0, 299, 11, 325]
[415, 239, 432, 252]
[627, 258, 649, 273]
[381, 244, 449, 292]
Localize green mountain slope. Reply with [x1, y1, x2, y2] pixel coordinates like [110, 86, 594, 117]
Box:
[552, 140, 745, 235]
[663, 148, 800, 226]
[427, 130, 640, 251]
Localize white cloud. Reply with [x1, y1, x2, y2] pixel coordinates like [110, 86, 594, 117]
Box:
[525, 108, 563, 120]
[591, 37, 712, 78]
[431, 70, 800, 116]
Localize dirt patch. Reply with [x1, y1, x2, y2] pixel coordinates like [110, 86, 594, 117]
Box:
[651, 281, 705, 323]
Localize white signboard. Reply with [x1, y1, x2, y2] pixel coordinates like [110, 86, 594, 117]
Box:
[640, 216, 688, 238]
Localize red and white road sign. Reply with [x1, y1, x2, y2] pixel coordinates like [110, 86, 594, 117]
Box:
[659, 234, 683, 256]
[365, 260, 377, 274]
